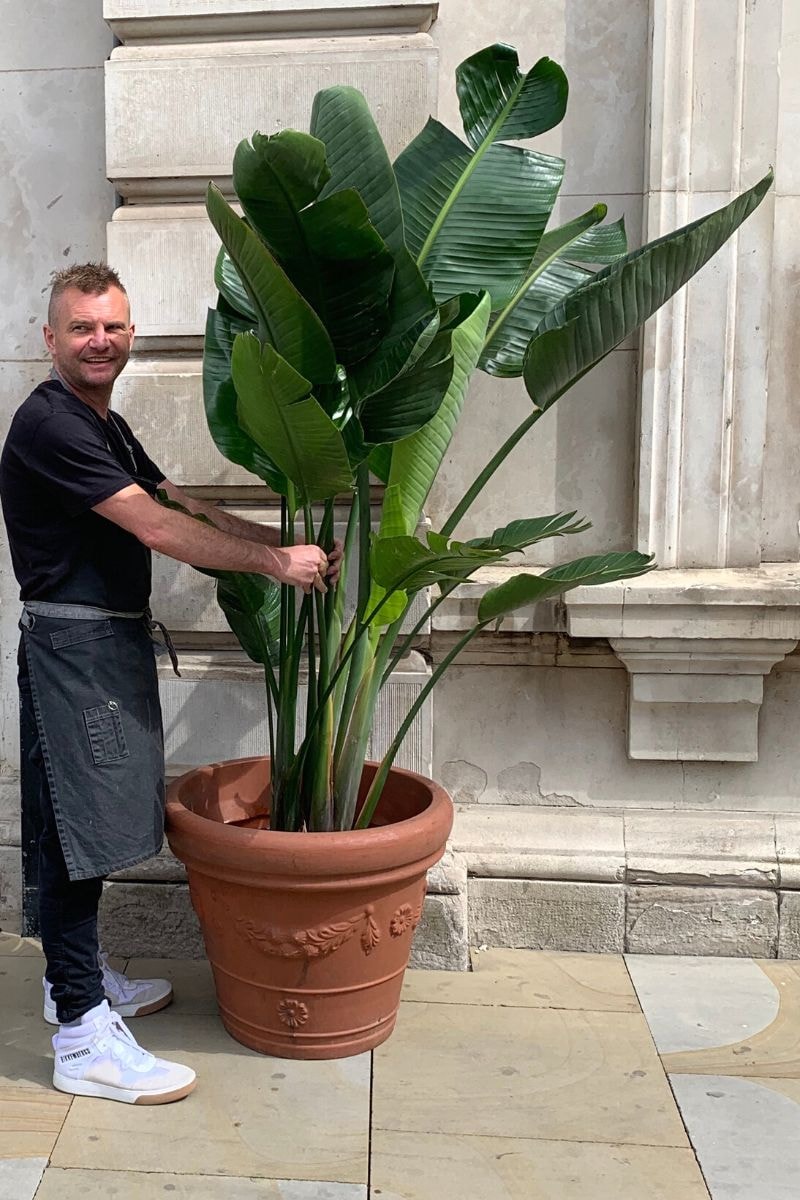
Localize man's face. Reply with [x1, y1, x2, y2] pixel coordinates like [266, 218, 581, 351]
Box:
[43, 286, 135, 395]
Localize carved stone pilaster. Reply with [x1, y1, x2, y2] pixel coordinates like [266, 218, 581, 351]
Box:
[636, 0, 781, 567]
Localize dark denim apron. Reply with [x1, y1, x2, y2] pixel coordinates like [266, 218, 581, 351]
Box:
[19, 601, 178, 882]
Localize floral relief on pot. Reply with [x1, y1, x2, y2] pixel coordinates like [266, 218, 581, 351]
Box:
[277, 998, 310, 1030]
[389, 901, 424, 938]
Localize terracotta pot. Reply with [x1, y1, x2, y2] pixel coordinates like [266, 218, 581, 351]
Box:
[165, 757, 453, 1059]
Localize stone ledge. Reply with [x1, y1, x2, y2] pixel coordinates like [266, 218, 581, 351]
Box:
[450, 805, 790, 891]
[104, 0, 439, 43]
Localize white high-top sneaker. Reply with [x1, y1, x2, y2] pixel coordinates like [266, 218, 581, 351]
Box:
[52, 1000, 196, 1104]
[43, 951, 173, 1025]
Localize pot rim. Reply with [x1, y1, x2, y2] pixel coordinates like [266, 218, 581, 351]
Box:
[165, 756, 454, 879]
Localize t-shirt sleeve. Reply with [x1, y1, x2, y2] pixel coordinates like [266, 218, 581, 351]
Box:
[25, 412, 138, 517]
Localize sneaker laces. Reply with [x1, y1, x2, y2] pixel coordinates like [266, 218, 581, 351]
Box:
[99, 950, 140, 1002]
[101, 1014, 157, 1072]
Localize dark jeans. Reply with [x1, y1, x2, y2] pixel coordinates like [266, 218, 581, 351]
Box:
[18, 647, 105, 1024]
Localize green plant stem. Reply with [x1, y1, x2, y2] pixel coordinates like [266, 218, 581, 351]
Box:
[382, 586, 455, 682]
[265, 666, 275, 764]
[356, 461, 372, 623]
[355, 622, 489, 829]
[440, 408, 541, 538]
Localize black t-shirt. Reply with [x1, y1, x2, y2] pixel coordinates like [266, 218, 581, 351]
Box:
[0, 378, 165, 609]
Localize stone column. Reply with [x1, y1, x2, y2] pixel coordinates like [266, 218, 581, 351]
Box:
[636, 0, 781, 569]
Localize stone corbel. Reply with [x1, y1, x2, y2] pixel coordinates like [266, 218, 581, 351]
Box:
[566, 567, 800, 762]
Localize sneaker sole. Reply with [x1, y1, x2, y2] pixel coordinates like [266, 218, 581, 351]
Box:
[53, 1071, 196, 1105]
[44, 989, 174, 1026]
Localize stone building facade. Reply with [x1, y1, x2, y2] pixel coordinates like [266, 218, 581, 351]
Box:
[1, 0, 799, 965]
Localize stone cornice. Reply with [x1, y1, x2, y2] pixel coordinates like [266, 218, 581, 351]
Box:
[103, 0, 439, 43]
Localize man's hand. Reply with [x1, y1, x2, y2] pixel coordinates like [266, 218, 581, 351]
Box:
[268, 544, 331, 594]
[326, 538, 344, 585]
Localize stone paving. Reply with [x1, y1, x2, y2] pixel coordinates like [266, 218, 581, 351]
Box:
[2, 933, 799, 1198]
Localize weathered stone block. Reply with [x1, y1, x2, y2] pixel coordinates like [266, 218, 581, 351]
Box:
[778, 892, 800, 958]
[626, 886, 778, 956]
[409, 892, 468, 971]
[468, 878, 625, 953]
[110, 844, 187, 883]
[0, 846, 21, 924]
[99, 882, 206, 958]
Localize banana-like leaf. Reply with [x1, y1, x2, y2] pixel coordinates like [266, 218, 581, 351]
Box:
[395, 118, 564, 308]
[465, 512, 592, 550]
[456, 45, 568, 149]
[232, 332, 353, 504]
[387, 291, 491, 534]
[523, 171, 773, 411]
[310, 86, 435, 346]
[206, 183, 337, 386]
[480, 205, 624, 377]
[203, 307, 288, 494]
[477, 552, 655, 622]
[233, 132, 397, 364]
[359, 352, 455, 445]
[372, 535, 502, 594]
[233, 130, 330, 268]
[353, 308, 440, 399]
[215, 247, 257, 323]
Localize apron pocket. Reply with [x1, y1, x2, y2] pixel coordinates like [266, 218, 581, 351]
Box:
[51, 620, 112, 650]
[83, 700, 129, 765]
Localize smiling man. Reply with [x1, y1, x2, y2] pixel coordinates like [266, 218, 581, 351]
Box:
[0, 263, 339, 1105]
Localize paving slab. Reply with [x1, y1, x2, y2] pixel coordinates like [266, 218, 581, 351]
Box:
[0, 933, 43, 958]
[0, 1085, 70, 1158]
[372, 1130, 710, 1200]
[669, 1074, 800, 1200]
[50, 1011, 370, 1184]
[662, 961, 800, 1078]
[626, 954, 780, 1053]
[373, 1000, 688, 1146]
[35, 1169, 366, 1198]
[0, 1157, 46, 1200]
[403, 949, 638, 1010]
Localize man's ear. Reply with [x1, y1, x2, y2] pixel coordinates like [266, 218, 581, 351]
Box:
[128, 322, 135, 352]
[43, 324, 55, 355]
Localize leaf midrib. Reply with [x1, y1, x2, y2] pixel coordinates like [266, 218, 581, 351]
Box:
[416, 65, 528, 269]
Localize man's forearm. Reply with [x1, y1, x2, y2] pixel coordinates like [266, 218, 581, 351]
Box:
[197, 502, 282, 547]
[150, 504, 282, 576]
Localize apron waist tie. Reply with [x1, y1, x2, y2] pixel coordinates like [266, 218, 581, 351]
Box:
[21, 601, 181, 677]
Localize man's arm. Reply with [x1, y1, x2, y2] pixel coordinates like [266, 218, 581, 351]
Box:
[157, 480, 282, 547]
[157, 479, 343, 582]
[93, 484, 329, 593]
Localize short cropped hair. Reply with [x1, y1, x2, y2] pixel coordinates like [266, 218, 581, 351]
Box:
[48, 262, 128, 325]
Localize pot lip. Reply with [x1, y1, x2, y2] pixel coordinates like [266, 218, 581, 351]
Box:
[165, 756, 453, 850]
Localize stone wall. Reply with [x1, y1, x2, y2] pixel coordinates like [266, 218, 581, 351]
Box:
[2, 0, 799, 964]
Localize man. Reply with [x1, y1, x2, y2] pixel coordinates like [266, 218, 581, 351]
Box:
[0, 262, 339, 1105]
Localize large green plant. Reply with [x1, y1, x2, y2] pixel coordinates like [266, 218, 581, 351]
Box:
[185, 44, 770, 832]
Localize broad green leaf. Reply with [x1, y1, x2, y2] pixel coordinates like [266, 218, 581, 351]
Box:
[371, 535, 502, 593]
[523, 171, 773, 411]
[359, 353, 455, 444]
[310, 86, 435, 343]
[300, 189, 395, 364]
[216, 575, 281, 668]
[367, 443, 392, 483]
[466, 512, 591, 551]
[477, 552, 655, 623]
[395, 118, 564, 308]
[353, 308, 440, 399]
[206, 182, 337, 385]
[215, 247, 257, 323]
[388, 291, 491, 534]
[203, 307, 288, 494]
[232, 332, 353, 504]
[456, 45, 568, 149]
[567, 216, 627, 263]
[233, 130, 330, 266]
[480, 205, 608, 377]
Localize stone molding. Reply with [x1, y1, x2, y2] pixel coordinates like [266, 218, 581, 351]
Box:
[565, 566, 800, 761]
[103, 0, 439, 43]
